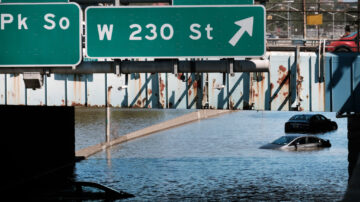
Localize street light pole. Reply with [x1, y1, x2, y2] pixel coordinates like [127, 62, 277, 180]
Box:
[303, 0, 307, 39]
[317, 0, 320, 39]
[284, 0, 294, 39]
[288, 2, 290, 38]
[319, 8, 335, 39]
[332, 14, 335, 39]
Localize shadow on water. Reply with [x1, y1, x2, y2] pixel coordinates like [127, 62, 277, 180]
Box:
[9, 164, 135, 201]
[1, 105, 134, 200]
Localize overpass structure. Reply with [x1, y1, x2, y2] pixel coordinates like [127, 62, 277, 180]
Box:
[0, 51, 359, 116]
[0, 0, 358, 116]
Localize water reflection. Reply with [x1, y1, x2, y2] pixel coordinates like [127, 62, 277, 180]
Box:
[75, 107, 194, 150]
[75, 110, 348, 200]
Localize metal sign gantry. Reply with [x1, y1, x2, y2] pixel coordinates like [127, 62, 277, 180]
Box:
[0, 0, 268, 89]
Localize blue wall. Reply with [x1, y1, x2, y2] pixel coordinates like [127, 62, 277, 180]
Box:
[0, 52, 359, 113]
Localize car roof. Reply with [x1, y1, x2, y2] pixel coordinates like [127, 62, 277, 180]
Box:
[284, 134, 301, 137]
[283, 134, 319, 138]
[290, 114, 325, 119]
[288, 134, 323, 139]
[291, 114, 316, 117]
[290, 114, 313, 120]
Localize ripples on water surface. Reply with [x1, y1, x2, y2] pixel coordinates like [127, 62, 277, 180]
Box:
[75, 108, 193, 150]
[75, 109, 348, 201]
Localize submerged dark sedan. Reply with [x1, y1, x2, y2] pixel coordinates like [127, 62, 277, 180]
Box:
[260, 135, 331, 151]
[285, 114, 337, 133]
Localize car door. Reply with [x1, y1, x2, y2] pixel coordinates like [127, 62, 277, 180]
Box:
[310, 116, 321, 131]
[292, 137, 307, 150]
[305, 137, 319, 148]
[318, 115, 328, 131]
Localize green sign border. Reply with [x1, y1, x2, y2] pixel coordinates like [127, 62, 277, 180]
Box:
[85, 5, 266, 59]
[0, 2, 82, 67]
[173, 0, 254, 5]
[0, 0, 69, 3]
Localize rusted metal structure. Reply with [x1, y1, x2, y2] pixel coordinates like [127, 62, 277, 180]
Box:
[0, 51, 358, 113]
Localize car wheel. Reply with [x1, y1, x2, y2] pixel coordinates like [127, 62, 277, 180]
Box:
[335, 47, 351, 52]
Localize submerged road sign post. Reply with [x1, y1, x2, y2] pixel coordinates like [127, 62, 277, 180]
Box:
[86, 6, 265, 59]
[0, 3, 81, 67]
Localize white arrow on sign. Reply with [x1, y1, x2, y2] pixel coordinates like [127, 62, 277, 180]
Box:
[229, 16, 254, 47]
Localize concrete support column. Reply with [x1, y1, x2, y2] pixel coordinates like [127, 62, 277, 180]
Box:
[348, 116, 360, 180]
[344, 116, 360, 201]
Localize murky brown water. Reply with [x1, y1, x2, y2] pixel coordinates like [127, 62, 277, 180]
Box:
[75, 110, 348, 201]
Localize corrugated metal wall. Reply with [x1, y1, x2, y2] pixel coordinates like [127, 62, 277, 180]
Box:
[0, 52, 358, 112]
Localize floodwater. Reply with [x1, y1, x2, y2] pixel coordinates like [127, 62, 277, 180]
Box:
[75, 108, 194, 151]
[75, 109, 348, 201]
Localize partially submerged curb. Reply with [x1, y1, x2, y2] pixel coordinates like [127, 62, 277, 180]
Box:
[76, 109, 233, 159]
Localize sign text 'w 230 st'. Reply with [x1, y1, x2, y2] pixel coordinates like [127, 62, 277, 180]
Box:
[86, 6, 265, 59]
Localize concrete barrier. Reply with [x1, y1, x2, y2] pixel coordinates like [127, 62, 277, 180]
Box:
[76, 109, 233, 159]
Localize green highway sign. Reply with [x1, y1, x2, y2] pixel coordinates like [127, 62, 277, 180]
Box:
[86, 6, 265, 59]
[0, 3, 81, 67]
[1, 0, 68, 2]
[173, 0, 254, 5]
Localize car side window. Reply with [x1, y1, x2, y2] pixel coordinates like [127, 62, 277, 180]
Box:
[319, 115, 326, 121]
[82, 186, 106, 194]
[298, 137, 306, 145]
[308, 137, 319, 144]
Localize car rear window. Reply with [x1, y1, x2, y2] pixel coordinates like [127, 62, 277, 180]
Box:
[272, 136, 299, 145]
[290, 115, 311, 121]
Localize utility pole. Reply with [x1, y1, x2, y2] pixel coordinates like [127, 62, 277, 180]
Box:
[317, 0, 320, 39]
[303, 0, 307, 39]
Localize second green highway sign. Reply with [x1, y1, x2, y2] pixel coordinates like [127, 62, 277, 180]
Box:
[86, 6, 265, 59]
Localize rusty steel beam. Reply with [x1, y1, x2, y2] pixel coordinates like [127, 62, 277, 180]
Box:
[0, 60, 269, 74]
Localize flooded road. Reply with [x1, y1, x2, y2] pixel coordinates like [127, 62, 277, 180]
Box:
[75, 108, 194, 151]
[75, 109, 348, 201]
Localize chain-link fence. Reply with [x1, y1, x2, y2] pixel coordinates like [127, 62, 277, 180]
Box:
[266, 0, 358, 40]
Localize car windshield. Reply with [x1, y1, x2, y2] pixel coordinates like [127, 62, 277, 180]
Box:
[344, 32, 357, 38]
[290, 115, 311, 121]
[271, 136, 299, 145]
